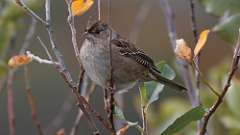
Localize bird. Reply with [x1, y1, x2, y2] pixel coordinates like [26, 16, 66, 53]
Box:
[80, 21, 186, 92]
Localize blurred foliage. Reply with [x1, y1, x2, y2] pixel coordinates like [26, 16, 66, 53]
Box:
[213, 14, 240, 43]
[199, 0, 240, 16]
[199, 0, 240, 43]
[0, 0, 41, 77]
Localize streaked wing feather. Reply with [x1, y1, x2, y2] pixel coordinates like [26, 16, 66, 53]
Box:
[111, 37, 155, 69]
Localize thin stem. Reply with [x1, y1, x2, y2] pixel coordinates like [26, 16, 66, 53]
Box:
[65, 0, 81, 64]
[98, 0, 101, 21]
[20, 19, 37, 54]
[190, 63, 220, 97]
[37, 36, 54, 61]
[15, 0, 47, 25]
[188, 0, 201, 106]
[106, 0, 115, 133]
[198, 29, 240, 135]
[189, 0, 198, 43]
[141, 106, 148, 135]
[139, 84, 148, 135]
[6, 17, 37, 135]
[24, 67, 45, 135]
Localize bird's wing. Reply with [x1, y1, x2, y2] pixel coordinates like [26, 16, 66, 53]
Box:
[111, 36, 155, 69]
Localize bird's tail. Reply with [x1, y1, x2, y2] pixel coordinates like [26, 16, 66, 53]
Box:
[149, 67, 187, 92]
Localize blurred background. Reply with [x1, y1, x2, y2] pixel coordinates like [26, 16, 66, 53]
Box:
[0, 0, 239, 135]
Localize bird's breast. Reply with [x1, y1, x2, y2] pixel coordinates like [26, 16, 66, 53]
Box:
[80, 38, 147, 91]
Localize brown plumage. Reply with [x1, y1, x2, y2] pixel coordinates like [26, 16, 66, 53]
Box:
[80, 21, 186, 92]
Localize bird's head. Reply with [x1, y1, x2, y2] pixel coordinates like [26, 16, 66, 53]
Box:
[85, 21, 109, 35]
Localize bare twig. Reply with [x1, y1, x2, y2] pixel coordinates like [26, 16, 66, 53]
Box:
[45, 1, 100, 134]
[26, 51, 57, 65]
[188, 0, 201, 102]
[65, 0, 81, 64]
[6, 18, 37, 135]
[20, 19, 37, 54]
[189, 0, 199, 44]
[141, 106, 148, 135]
[37, 36, 54, 61]
[198, 29, 240, 135]
[98, 0, 101, 21]
[24, 67, 44, 135]
[15, 1, 102, 134]
[105, 0, 115, 133]
[7, 70, 16, 135]
[14, 0, 47, 25]
[77, 68, 85, 94]
[159, 0, 199, 107]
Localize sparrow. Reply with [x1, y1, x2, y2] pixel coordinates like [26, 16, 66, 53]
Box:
[80, 21, 186, 92]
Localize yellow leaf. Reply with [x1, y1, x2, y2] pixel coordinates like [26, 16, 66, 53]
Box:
[8, 55, 32, 68]
[175, 39, 193, 63]
[194, 29, 210, 57]
[71, 0, 94, 16]
[116, 124, 130, 135]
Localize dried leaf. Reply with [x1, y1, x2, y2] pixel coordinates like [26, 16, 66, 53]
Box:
[8, 55, 32, 68]
[194, 29, 210, 57]
[71, 0, 94, 16]
[56, 128, 65, 135]
[175, 39, 193, 63]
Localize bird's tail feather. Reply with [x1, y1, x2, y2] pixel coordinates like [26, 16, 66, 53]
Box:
[149, 67, 187, 92]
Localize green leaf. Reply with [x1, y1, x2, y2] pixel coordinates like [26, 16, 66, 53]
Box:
[155, 61, 176, 80]
[199, 0, 240, 16]
[213, 14, 240, 44]
[139, 61, 176, 107]
[161, 106, 206, 135]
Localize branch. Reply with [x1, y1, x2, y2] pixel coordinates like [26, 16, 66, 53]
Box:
[189, 0, 199, 43]
[141, 106, 148, 135]
[98, 0, 101, 21]
[188, 0, 201, 100]
[20, 19, 37, 54]
[159, 0, 199, 107]
[24, 67, 44, 135]
[14, 0, 47, 25]
[15, 1, 102, 134]
[6, 18, 37, 135]
[106, 0, 115, 133]
[26, 51, 57, 65]
[198, 29, 240, 135]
